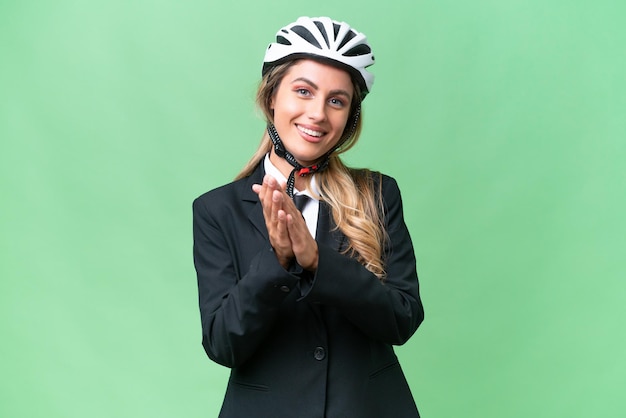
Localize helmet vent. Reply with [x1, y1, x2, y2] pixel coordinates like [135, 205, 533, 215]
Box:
[314, 20, 330, 48]
[291, 25, 322, 49]
[276, 36, 292, 46]
[333, 23, 340, 40]
[344, 44, 371, 57]
[337, 30, 356, 50]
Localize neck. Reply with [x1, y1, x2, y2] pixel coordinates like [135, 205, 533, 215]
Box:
[269, 149, 311, 191]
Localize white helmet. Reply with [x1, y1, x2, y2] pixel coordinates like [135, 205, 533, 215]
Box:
[262, 16, 375, 97]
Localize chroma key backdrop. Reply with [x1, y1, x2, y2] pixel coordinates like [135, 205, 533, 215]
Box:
[1, 1, 625, 417]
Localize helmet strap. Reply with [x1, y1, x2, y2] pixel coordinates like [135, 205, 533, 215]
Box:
[267, 124, 330, 197]
[340, 104, 361, 145]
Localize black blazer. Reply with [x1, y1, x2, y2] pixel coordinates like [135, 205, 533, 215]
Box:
[193, 163, 424, 418]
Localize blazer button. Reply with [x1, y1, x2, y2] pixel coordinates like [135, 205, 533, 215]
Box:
[279, 285, 290, 293]
[313, 346, 326, 361]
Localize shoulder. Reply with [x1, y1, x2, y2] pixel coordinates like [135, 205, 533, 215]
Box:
[193, 163, 263, 211]
[193, 178, 261, 224]
[192, 175, 258, 238]
[348, 168, 402, 199]
[194, 177, 246, 204]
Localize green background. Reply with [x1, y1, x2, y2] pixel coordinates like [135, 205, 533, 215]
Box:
[2, 0, 625, 416]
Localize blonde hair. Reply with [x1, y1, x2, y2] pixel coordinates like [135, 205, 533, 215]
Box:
[236, 61, 388, 279]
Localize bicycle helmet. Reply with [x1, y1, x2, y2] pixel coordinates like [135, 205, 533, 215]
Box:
[262, 16, 375, 97]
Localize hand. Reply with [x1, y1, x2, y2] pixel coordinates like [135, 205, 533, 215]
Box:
[252, 175, 293, 268]
[252, 175, 319, 271]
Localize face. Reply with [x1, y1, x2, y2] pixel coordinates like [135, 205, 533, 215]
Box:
[270, 59, 354, 167]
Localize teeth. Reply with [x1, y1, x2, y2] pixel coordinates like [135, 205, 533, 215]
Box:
[298, 125, 323, 137]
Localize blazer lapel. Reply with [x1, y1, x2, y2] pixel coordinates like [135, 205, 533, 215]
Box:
[315, 200, 345, 253]
[241, 164, 269, 240]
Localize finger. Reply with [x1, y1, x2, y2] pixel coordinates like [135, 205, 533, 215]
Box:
[286, 213, 307, 237]
[276, 209, 288, 236]
[255, 179, 278, 228]
[286, 214, 311, 249]
[254, 178, 271, 203]
[264, 174, 280, 191]
[258, 183, 273, 219]
[287, 214, 318, 270]
[269, 189, 283, 223]
[262, 177, 279, 209]
[284, 197, 305, 222]
[263, 176, 281, 207]
[269, 209, 294, 265]
[265, 175, 289, 196]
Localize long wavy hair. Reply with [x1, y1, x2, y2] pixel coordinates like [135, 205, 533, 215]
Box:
[236, 60, 388, 279]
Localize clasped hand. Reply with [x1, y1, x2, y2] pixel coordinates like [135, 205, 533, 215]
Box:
[252, 174, 318, 271]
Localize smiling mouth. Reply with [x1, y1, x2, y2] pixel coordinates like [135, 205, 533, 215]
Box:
[297, 125, 325, 138]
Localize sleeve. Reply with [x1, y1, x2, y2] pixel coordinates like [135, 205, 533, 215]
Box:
[192, 196, 300, 368]
[301, 175, 424, 345]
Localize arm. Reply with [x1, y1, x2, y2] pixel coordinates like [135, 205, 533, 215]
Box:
[302, 175, 424, 345]
[193, 195, 299, 368]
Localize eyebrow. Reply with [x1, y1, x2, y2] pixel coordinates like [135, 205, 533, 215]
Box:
[291, 77, 352, 100]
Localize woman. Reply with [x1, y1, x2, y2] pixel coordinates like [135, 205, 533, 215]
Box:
[193, 16, 424, 417]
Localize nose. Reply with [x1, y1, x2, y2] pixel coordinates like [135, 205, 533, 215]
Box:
[306, 98, 327, 122]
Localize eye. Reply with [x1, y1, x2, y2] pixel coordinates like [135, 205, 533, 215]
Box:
[295, 88, 311, 96]
[329, 97, 346, 108]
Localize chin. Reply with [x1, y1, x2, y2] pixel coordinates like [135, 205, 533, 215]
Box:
[293, 151, 328, 166]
